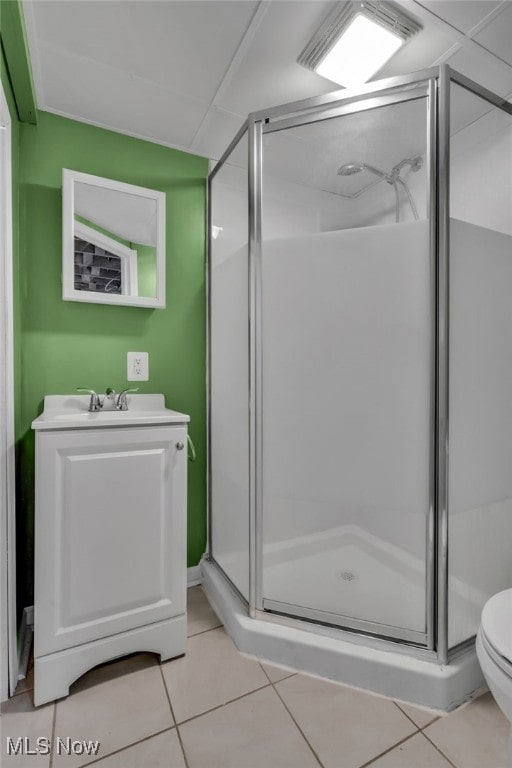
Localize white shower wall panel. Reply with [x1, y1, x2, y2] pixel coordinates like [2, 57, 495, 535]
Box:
[261, 220, 431, 632]
[210, 244, 250, 599]
[450, 106, 512, 237]
[448, 219, 512, 648]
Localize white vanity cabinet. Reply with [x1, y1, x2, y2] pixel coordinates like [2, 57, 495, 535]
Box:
[32, 395, 189, 706]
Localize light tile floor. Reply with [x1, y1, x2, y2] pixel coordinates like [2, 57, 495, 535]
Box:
[1, 586, 509, 768]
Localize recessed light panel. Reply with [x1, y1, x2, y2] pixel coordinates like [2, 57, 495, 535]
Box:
[316, 14, 403, 87]
[299, 1, 421, 88]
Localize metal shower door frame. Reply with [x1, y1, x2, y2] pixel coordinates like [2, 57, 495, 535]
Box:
[435, 65, 512, 663]
[246, 73, 437, 649]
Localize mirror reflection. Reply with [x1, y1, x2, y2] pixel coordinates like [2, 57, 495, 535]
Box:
[74, 183, 158, 297]
[63, 170, 166, 308]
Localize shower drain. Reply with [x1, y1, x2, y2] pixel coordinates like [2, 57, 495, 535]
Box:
[338, 570, 357, 582]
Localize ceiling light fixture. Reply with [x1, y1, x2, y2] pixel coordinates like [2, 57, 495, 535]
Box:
[298, 1, 421, 89]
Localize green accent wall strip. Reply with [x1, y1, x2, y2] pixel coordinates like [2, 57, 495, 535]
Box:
[1, 0, 37, 124]
[18, 111, 208, 610]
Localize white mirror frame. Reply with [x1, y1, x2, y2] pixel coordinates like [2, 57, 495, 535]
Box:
[62, 169, 166, 308]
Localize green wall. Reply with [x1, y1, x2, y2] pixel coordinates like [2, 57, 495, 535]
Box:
[18, 112, 208, 609]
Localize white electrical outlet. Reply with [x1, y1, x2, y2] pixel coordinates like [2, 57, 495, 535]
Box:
[127, 351, 149, 381]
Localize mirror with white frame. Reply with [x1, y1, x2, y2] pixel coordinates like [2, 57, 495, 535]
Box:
[62, 169, 166, 308]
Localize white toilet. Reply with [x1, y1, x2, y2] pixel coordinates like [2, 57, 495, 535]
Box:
[476, 588, 512, 768]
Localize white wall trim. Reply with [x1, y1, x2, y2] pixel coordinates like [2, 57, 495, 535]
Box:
[187, 566, 202, 587]
[0, 77, 17, 701]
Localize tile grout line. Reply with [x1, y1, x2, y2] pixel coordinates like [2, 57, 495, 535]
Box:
[357, 730, 422, 768]
[392, 700, 419, 728]
[174, 724, 191, 768]
[258, 662, 296, 685]
[259, 662, 273, 683]
[421, 716, 441, 728]
[49, 701, 57, 768]
[76, 726, 178, 768]
[158, 663, 190, 768]
[172, 681, 274, 728]
[186, 623, 223, 639]
[421, 729, 460, 768]
[270, 682, 326, 768]
[393, 700, 441, 730]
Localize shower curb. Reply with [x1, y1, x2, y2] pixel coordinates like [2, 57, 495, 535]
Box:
[201, 558, 486, 712]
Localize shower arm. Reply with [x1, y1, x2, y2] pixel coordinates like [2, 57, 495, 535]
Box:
[362, 163, 389, 180]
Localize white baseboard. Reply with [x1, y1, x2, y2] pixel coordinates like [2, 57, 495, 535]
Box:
[17, 606, 34, 681]
[187, 566, 202, 587]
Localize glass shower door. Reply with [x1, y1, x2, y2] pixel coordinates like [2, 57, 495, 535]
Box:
[260, 91, 433, 643]
[209, 132, 251, 600]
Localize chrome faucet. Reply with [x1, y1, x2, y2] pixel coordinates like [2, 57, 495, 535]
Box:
[116, 388, 139, 411]
[77, 387, 139, 412]
[76, 388, 102, 412]
[103, 388, 117, 410]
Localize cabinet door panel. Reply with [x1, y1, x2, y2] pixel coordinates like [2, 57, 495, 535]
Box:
[35, 425, 186, 656]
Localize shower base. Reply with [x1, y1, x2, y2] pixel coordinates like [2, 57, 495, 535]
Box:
[213, 523, 482, 645]
[201, 557, 485, 712]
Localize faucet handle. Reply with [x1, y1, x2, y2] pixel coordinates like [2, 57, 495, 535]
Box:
[77, 388, 102, 412]
[116, 388, 139, 411]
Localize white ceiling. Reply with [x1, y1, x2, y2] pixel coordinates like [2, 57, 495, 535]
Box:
[22, 0, 512, 165]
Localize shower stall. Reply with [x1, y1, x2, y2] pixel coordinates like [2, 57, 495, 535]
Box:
[204, 65, 512, 709]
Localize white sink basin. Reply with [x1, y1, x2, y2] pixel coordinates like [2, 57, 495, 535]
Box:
[32, 394, 189, 430]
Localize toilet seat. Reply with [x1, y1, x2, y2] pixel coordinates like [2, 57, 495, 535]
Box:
[481, 626, 512, 678]
[481, 588, 512, 676]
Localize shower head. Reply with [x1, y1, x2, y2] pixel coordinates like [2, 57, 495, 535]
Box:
[337, 161, 388, 179]
[337, 162, 365, 176]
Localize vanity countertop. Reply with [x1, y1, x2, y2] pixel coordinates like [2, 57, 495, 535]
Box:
[32, 394, 189, 431]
